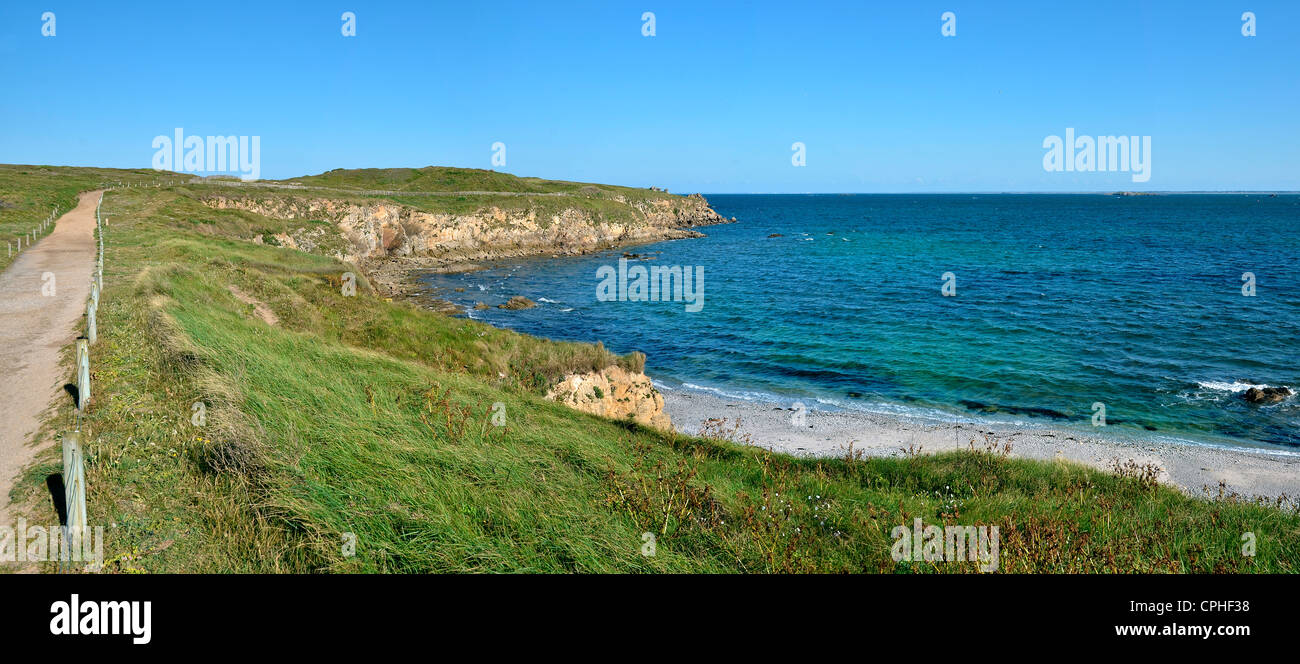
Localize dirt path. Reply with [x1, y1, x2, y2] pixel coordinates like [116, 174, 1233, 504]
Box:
[0, 190, 101, 528]
[228, 284, 279, 326]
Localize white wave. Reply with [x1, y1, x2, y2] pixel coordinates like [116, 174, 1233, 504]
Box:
[559, 307, 574, 312]
[538, 297, 562, 304]
[668, 381, 1031, 427]
[1196, 380, 1277, 393]
[658, 379, 1300, 454]
[678, 382, 784, 403]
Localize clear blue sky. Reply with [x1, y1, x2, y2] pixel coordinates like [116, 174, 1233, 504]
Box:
[1, 1, 1296, 192]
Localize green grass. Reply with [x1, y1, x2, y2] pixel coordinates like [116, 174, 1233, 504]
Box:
[281, 165, 671, 200]
[8, 166, 1300, 573]
[0, 165, 185, 273]
[186, 168, 704, 238]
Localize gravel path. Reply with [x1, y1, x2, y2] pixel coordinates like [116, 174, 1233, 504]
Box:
[0, 190, 100, 527]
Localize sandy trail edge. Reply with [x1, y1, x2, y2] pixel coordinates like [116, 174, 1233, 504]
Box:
[662, 388, 1300, 501]
[0, 190, 100, 528]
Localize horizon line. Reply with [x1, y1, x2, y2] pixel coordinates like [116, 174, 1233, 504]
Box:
[695, 190, 1300, 195]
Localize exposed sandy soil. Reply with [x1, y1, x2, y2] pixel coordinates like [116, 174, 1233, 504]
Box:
[228, 284, 279, 326]
[0, 190, 100, 529]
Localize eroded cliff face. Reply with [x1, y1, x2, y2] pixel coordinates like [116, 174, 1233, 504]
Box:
[545, 366, 672, 431]
[201, 193, 727, 267]
[201, 191, 719, 431]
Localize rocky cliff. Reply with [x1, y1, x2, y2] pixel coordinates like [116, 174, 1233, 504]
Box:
[199, 188, 725, 430]
[545, 366, 672, 431]
[201, 192, 728, 269]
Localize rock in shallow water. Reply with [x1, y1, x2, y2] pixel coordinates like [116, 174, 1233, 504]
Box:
[1243, 386, 1292, 404]
[498, 296, 537, 310]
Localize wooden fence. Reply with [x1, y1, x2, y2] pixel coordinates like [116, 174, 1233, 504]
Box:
[58, 189, 109, 569]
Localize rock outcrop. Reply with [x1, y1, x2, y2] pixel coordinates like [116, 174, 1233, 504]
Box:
[498, 296, 536, 310]
[1244, 386, 1292, 404]
[545, 366, 671, 431]
[201, 192, 728, 269]
[202, 188, 721, 429]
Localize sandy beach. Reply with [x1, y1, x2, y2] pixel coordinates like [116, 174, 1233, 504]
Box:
[662, 387, 1300, 501]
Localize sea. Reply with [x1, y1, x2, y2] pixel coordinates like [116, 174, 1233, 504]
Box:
[420, 194, 1300, 451]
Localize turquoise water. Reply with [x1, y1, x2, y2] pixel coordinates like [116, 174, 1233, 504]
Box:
[421, 194, 1300, 450]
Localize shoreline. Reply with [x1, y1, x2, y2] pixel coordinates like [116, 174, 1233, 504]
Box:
[367, 230, 718, 310]
[384, 233, 718, 314]
[661, 385, 1300, 501]
[384, 200, 1300, 502]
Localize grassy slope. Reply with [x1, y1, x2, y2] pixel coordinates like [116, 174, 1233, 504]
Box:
[0, 164, 174, 273]
[282, 166, 667, 198]
[188, 183, 664, 230]
[261, 166, 689, 223]
[8, 166, 1300, 573]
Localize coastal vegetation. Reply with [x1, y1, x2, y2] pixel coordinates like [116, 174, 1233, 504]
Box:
[4, 165, 1298, 573]
[0, 165, 162, 274]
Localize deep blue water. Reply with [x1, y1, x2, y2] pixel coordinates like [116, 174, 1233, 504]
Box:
[421, 194, 1300, 450]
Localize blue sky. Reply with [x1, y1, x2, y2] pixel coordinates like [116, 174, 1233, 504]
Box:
[1, 1, 1296, 192]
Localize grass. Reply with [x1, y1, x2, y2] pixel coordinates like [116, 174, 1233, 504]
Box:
[281, 166, 673, 200]
[186, 165, 707, 237]
[0, 164, 185, 272]
[8, 165, 1300, 573]
[196, 186, 676, 233]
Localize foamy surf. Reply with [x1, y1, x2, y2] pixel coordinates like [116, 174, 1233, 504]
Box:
[1197, 380, 1273, 393]
[660, 380, 1031, 429]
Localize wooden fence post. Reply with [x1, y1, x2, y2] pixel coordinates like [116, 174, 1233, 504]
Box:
[86, 301, 97, 345]
[62, 432, 88, 553]
[76, 338, 91, 411]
